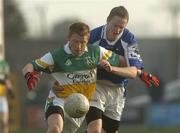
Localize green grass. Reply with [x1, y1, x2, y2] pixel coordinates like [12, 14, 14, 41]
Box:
[119, 125, 180, 133]
[10, 126, 180, 133]
[11, 128, 45, 133]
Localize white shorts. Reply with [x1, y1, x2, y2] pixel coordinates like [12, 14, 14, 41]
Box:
[44, 90, 85, 133]
[90, 80, 125, 121]
[0, 96, 8, 113]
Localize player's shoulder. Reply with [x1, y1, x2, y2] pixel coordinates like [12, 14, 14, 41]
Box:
[49, 46, 64, 60]
[121, 28, 137, 45]
[87, 43, 101, 54]
[91, 26, 103, 34]
[89, 26, 104, 44]
[50, 46, 63, 55]
[88, 43, 100, 50]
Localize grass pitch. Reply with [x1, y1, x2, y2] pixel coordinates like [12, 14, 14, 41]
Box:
[11, 126, 180, 133]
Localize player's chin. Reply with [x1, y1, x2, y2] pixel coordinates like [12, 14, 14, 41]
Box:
[74, 51, 84, 56]
[110, 35, 118, 40]
[113, 34, 119, 38]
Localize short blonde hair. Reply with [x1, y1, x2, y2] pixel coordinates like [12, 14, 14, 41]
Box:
[107, 6, 129, 22]
[68, 22, 90, 38]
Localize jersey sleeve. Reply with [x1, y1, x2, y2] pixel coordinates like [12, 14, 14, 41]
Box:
[126, 43, 144, 69]
[94, 44, 120, 66]
[32, 52, 54, 73]
[122, 29, 144, 69]
[99, 46, 112, 61]
[89, 26, 103, 44]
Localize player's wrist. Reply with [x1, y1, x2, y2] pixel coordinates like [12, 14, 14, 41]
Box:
[111, 66, 117, 73]
[139, 71, 150, 78]
[139, 70, 144, 78]
[24, 72, 31, 80]
[24, 71, 39, 80]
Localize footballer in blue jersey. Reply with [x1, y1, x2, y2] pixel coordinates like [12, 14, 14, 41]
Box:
[85, 6, 159, 133]
[89, 24, 143, 85]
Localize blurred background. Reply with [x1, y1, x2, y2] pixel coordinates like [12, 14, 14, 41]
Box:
[1, 0, 180, 132]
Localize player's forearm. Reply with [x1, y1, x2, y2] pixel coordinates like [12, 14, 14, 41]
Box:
[23, 63, 41, 91]
[22, 63, 34, 76]
[137, 69, 142, 75]
[111, 66, 138, 79]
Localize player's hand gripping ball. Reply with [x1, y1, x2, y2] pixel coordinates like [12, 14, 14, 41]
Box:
[64, 93, 89, 118]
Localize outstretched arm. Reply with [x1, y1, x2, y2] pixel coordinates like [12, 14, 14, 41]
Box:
[100, 60, 137, 79]
[22, 63, 34, 75]
[22, 52, 55, 91]
[22, 63, 40, 91]
[111, 66, 137, 79]
[137, 69, 160, 87]
[100, 60, 159, 87]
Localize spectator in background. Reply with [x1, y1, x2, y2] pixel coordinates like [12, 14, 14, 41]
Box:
[0, 46, 14, 133]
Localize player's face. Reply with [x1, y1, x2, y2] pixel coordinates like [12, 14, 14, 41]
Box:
[106, 16, 128, 41]
[68, 33, 89, 56]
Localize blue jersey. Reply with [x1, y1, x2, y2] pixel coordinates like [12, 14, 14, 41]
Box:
[89, 25, 144, 86]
